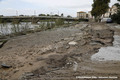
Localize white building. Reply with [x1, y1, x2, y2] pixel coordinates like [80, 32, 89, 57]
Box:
[101, 5, 117, 18]
[77, 5, 117, 19]
[88, 11, 93, 19]
[77, 11, 88, 19]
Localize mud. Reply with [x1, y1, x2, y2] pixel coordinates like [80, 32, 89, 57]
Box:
[0, 22, 120, 80]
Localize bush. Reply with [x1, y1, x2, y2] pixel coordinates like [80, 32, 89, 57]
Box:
[111, 11, 120, 24]
[111, 1, 120, 24]
[55, 19, 64, 26]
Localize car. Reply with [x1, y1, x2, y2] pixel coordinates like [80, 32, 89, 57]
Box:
[101, 18, 113, 23]
[101, 18, 108, 22]
[106, 18, 113, 23]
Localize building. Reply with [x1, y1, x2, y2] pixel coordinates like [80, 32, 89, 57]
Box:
[88, 11, 93, 19]
[77, 11, 88, 19]
[77, 5, 117, 20]
[102, 5, 117, 18]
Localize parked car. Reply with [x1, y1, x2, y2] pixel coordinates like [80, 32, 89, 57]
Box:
[101, 18, 113, 23]
[106, 18, 113, 23]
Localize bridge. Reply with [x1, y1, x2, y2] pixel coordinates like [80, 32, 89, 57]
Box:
[0, 16, 79, 23]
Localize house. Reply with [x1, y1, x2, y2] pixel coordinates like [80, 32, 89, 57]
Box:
[77, 11, 88, 19]
[102, 5, 117, 18]
[77, 5, 117, 20]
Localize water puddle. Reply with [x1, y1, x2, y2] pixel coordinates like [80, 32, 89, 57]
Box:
[91, 35, 120, 61]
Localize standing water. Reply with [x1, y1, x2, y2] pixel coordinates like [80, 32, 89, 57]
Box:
[0, 22, 40, 35]
[0, 21, 73, 35]
[91, 35, 120, 61]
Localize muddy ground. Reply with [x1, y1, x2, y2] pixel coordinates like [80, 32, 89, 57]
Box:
[0, 22, 120, 80]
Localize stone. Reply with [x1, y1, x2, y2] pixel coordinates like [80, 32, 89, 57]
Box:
[68, 41, 77, 46]
[33, 66, 47, 75]
[25, 72, 34, 76]
[36, 57, 45, 61]
[14, 69, 19, 73]
[1, 64, 12, 68]
[91, 29, 114, 39]
[79, 40, 87, 46]
[90, 41, 104, 45]
[29, 63, 33, 65]
[65, 45, 70, 49]
[46, 54, 67, 67]
[56, 47, 67, 53]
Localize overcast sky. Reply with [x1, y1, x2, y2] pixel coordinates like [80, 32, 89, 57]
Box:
[0, 0, 118, 17]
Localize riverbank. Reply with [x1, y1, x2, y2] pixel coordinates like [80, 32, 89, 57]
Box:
[0, 22, 120, 80]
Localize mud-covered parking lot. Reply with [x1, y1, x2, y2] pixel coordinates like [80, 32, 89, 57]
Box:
[0, 22, 120, 80]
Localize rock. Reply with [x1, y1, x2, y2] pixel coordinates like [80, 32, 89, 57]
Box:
[14, 69, 19, 73]
[90, 41, 104, 45]
[29, 62, 33, 65]
[75, 33, 83, 36]
[90, 29, 114, 46]
[63, 38, 70, 41]
[36, 57, 45, 61]
[91, 29, 114, 39]
[65, 45, 70, 49]
[46, 54, 67, 67]
[79, 40, 87, 46]
[91, 38, 113, 45]
[73, 61, 78, 71]
[56, 47, 67, 53]
[33, 66, 47, 75]
[68, 41, 77, 46]
[25, 72, 34, 76]
[1, 64, 12, 68]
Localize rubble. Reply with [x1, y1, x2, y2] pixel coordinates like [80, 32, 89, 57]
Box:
[1, 64, 12, 68]
[68, 41, 78, 46]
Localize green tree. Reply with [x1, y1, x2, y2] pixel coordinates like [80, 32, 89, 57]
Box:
[91, 0, 110, 22]
[111, 0, 120, 24]
[38, 14, 46, 16]
[61, 13, 64, 17]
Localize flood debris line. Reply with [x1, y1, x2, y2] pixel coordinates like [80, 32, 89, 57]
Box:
[0, 23, 117, 80]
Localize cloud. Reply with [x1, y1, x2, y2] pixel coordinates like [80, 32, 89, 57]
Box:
[22, 0, 93, 8]
[0, 0, 119, 17]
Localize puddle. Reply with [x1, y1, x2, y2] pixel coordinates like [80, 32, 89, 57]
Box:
[91, 35, 120, 61]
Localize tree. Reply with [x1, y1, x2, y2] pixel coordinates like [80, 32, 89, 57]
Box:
[61, 13, 64, 17]
[54, 14, 59, 17]
[91, 0, 110, 22]
[111, 0, 120, 24]
[38, 14, 46, 16]
[47, 14, 50, 16]
[67, 15, 72, 18]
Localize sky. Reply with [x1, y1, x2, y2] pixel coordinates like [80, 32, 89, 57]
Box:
[0, 0, 118, 17]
